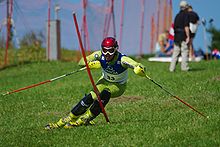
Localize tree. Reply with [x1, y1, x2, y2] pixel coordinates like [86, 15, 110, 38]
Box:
[18, 31, 46, 61]
[207, 26, 220, 51]
[19, 31, 45, 47]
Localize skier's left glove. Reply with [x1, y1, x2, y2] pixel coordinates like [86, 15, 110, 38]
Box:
[134, 64, 146, 77]
[88, 61, 101, 69]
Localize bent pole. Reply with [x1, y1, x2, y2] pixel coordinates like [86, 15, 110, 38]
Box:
[122, 61, 207, 118]
[72, 12, 109, 122]
[144, 74, 207, 118]
[2, 67, 86, 96]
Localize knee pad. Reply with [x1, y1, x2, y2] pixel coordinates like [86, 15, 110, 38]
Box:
[90, 90, 111, 116]
[71, 93, 94, 116]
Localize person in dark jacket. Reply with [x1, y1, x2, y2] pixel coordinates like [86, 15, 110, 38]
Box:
[169, 0, 190, 72]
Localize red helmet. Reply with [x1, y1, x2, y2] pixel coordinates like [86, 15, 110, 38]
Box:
[101, 37, 118, 49]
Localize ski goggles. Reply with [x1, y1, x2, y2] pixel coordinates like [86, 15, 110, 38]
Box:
[102, 47, 116, 55]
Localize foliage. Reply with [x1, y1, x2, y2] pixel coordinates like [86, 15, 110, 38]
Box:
[0, 47, 91, 68]
[17, 30, 46, 62]
[17, 46, 46, 62]
[0, 47, 46, 66]
[19, 31, 45, 48]
[0, 31, 47, 66]
[0, 60, 220, 146]
[207, 26, 220, 51]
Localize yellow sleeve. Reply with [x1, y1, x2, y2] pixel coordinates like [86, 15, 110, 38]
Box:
[121, 56, 141, 69]
[121, 56, 146, 77]
[78, 51, 102, 67]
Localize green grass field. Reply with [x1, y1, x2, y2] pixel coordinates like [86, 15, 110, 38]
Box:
[0, 59, 219, 146]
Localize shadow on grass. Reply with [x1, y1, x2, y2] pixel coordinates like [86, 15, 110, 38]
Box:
[189, 68, 206, 72]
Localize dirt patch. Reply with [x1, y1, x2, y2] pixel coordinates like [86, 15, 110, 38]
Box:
[212, 76, 220, 81]
[110, 95, 145, 104]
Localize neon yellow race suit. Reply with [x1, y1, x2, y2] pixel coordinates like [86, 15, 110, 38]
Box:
[78, 51, 144, 99]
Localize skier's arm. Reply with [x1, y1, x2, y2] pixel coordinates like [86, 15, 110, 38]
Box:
[78, 51, 102, 68]
[121, 56, 146, 77]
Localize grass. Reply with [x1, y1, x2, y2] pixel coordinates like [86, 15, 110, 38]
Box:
[0, 59, 220, 146]
[0, 47, 83, 68]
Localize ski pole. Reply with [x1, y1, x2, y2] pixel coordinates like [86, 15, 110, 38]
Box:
[2, 67, 86, 96]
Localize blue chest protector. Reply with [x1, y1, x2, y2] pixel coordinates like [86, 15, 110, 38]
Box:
[99, 52, 128, 84]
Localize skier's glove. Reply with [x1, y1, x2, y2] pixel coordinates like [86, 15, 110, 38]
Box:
[134, 64, 146, 77]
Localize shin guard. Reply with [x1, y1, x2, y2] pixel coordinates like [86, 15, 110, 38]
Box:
[71, 93, 94, 116]
[90, 90, 111, 116]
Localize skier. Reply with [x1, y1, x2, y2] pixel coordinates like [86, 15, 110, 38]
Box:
[45, 37, 146, 129]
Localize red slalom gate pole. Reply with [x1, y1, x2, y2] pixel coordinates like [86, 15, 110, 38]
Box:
[2, 80, 51, 96]
[119, 0, 124, 50]
[2, 67, 86, 96]
[144, 74, 208, 118]
[122, 61, 207, 119]
[72, 12, 110, 123]
[47, 0, 51, 60]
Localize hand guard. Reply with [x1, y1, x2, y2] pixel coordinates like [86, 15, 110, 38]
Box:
[134, 64, 146, 77]
[88, 61, 101, 69]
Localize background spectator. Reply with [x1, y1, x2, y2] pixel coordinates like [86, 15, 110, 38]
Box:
[169, 0, 190, 72]
[188, 5, 200, 59]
